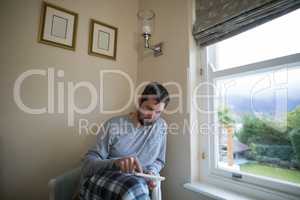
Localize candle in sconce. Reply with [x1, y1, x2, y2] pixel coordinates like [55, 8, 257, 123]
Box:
[142, 24, 152, 34]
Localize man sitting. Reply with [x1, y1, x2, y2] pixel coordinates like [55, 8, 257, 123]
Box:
[80, 82, 170, 200]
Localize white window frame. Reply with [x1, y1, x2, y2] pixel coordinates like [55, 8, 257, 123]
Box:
[199, 46, 300, 199]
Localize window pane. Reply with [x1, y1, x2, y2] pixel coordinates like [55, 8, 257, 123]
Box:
[215, 66, 300, 185]
[208, 9, 300, 71]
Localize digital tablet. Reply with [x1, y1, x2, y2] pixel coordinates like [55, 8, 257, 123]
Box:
[133, 172, 165, 181]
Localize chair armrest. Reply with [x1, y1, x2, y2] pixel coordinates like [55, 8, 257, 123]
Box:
[151, 180, 162, 200]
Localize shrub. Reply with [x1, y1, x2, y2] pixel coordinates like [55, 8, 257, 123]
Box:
[291, 159, 300, 169]
[278, 160, 291, 169]
[249, 143, 294, 161]
[289, 128, 300, 163]
[244, 151, 255, 160]
[263, 157, 281, 165]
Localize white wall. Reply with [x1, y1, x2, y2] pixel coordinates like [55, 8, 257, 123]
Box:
[138, 0, 207, 199]
[0, 0, 212, 199]
[0, 0, 138, 199]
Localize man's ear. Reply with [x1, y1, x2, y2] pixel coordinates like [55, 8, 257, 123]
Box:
[138, 97, 142, 106]
[135, 97, 142, 110]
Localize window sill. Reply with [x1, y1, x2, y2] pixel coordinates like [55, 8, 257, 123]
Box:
[183, 182, 260, 200]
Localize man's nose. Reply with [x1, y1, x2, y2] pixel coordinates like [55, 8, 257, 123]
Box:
[145, 111, 155, 118]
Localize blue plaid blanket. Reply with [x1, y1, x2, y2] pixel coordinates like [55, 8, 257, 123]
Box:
[80, 170, 151, 200]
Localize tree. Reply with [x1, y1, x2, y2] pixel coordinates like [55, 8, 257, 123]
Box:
[218, 107, 235, 126]
[218, 106, 236, 166]
[236, 115, 290, 145]
[287, 106, 300, 130]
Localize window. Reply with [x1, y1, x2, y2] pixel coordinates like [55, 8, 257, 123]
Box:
[203, 9, 300, 197]
[208, 9, 300, 71]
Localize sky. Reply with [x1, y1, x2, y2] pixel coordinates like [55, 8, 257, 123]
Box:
[210, 8, 300, 117]
[211, 8, 300, 70]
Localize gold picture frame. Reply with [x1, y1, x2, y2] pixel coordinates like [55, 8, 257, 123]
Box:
[88, 19, 118, 60]
[38, 2, 78, 50]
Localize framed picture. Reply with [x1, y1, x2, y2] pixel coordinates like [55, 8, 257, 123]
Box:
[38, 2, 78, 50]
[89, 19, 118, 60]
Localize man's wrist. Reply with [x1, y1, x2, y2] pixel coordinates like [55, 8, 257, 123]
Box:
[145, 168, 157, 175]
[112, 159, 119, 170]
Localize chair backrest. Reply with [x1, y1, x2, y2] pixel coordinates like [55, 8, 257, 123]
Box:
[49, 167, 81, 200]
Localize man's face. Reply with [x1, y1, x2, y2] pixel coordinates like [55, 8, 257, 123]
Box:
[138, 97, 165, 126]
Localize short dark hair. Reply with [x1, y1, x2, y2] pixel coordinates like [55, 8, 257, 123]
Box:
[140, 82, 170, 108]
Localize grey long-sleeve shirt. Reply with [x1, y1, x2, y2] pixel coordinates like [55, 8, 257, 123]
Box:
[80, 114, 167, 183]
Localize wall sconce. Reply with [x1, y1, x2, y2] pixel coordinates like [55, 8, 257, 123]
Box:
[137, 10, 163, 57]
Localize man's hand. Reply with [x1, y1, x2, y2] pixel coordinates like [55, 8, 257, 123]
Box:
[146, 171, 157, 190]
[114, 157, 143, 173]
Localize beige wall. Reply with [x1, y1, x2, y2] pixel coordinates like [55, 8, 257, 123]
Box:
[138, 0, 206, 199]
[0, 0, 209, 199]
[0, 0, 138, 199]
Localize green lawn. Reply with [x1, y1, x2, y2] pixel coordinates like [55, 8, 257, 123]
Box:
[240, 163, 300, 185]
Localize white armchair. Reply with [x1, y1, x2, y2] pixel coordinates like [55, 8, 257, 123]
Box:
[48, 168, 163, 200]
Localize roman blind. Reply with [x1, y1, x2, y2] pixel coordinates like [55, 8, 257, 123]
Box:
[193, 0, 300, 47]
